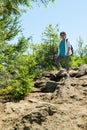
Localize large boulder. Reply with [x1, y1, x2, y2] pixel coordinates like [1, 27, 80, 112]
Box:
[35, 79, 57, 93]
[76, 64, 87, 77]
[41, 81, 58, 93]
[15, 103, 57, 130]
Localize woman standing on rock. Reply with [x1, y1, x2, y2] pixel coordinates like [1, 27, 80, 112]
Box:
[56, 32, 72, 78]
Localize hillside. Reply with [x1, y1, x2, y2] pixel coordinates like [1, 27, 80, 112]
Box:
[0, 64, 87, 130]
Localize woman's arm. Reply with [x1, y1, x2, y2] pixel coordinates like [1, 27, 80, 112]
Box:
[66, 41, 71, 56]
[67, 47, 70, 56]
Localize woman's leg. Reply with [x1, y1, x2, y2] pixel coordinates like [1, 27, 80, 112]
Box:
[56, 56, 62, 69]
[64, 56, 70, 72]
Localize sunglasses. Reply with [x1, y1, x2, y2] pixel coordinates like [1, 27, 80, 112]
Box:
[60, 34, 65, 36]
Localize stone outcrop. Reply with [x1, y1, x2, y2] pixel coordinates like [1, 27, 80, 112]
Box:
[0, 64, 87, 130]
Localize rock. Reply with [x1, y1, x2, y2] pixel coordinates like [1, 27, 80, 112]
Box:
[57, 69, 67, 78]
[69, 70, 78, 77]
[82, 83, 87, 87]
[0, 65, 87, 130]
[15, 103, 57, 130]
[41, 70, 58, 80]
[34, 78, 48, 88]
[76, 64, 87, 77]
[35, 79, 58, 93]
[41, 81, 58, 93]
[71, 67, 79, 71]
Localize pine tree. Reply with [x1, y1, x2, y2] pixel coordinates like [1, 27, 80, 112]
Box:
[0, 0, 55, 15]
[0, 0, 55, 99]
[33, 24, 59, 70]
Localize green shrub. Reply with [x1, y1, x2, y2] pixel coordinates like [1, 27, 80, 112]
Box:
[70, 55, 85, 67]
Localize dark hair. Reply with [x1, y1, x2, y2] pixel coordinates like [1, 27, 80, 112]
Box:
[60, 32, 66, 36]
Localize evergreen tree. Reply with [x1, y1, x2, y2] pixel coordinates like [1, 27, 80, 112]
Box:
[0, 0, 55, 15]
[33, 24, 59, 70]
[76, 37, 87, 57]
[0, 0, 55, 99]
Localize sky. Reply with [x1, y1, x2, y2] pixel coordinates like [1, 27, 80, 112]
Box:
[19, 0, 87, 49]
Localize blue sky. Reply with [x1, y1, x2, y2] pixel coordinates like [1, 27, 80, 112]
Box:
[19, 0, 87, 49]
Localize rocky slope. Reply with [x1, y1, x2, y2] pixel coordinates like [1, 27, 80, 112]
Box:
[0, 64, 87, 130]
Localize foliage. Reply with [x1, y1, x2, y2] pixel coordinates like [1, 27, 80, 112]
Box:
[76, 37, 84, 57]
[0, 0, 87, 100]
[0, 0, 55, 15]
[0, 16, 20, 41]
[33, 24, 59, 71]
[0, 0, 55, 99]
[70, 56, 84, 67]
[0, 38, 35, 99]
[70, 37, 87, 67]
[76, 37, 87, 57]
